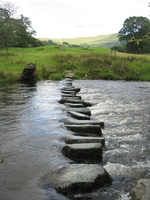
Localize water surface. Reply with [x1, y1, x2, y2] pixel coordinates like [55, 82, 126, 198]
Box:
[0, 80, 150, 200]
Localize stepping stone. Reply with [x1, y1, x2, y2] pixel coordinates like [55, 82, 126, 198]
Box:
[61, 94, 82, 99]
[60, 81, 73, 87]
[61, 86, 75, 90]
[67, 111, 90, 120]
[59, 98, 92, 107]
[46, 164, 112, 195]
[62, 107, 91, 116]
[62, 143, 103, 163]
[61, 88, 80, 93]
[61, 90, 76, 95]
[66, 74, 74, 79]
[63, 119, 105, 129]
[65, 78, 73, 81]
[65, 124, 102, 136]
[64, 103, 85, 108]
[60, 96, 82, 101]
[65, 136, 105, 146]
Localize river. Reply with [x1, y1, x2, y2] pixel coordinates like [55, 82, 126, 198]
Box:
[0, 80, 150, 200]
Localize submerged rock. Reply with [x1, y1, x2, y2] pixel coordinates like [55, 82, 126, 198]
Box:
[62, 143, 103, 163]
[45, 164, 112, 195]
[130, 179, 150, 200]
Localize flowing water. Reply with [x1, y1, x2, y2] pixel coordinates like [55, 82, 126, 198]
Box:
[0, 80, 150, 200]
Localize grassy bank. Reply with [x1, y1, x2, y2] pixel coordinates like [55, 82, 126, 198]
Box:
[0, 45, 150, 83]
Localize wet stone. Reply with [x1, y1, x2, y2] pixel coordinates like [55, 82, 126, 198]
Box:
[62, 143, 103, 163]
[45, 164, 112, 195]
[62, 107, 91, 116]
[64, 103, 85, 108]
[130, 179, 150, 200]
[61, 95, 82, 100]
[63, 119, 105, 129]
[67, 111, 91, 120]
[65, 124, 102, 136]
[61, 88, 80, 93]
[61, 90, 76, 95]
[65, 136, 105, 146]
[59, 98, 92, 107]
[61, 86, 75, 90]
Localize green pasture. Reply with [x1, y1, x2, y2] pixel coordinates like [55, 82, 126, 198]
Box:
[0, 45, 149, 83]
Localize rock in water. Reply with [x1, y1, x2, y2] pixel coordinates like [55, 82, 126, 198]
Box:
[130, 179, 150, 200]
[62, 143, 103, 163]
[20, 63, 37, 83]
[44, 164, 112, 195]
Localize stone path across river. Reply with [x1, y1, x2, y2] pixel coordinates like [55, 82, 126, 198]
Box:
[51, 74, 113, 196]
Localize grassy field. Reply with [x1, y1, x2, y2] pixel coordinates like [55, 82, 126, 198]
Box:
[0, 45, 150, 83]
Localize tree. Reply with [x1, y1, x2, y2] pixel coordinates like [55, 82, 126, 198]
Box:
[13, 15, 36, 47]
[0, 2, 18, 56]
[118, 16, 150, 53]
[0, 1, 37, 55]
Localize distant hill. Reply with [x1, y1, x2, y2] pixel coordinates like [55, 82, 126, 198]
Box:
[39, 33, 120, 48]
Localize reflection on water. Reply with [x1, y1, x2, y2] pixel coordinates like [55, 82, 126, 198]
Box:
[0, 80, 150, 200]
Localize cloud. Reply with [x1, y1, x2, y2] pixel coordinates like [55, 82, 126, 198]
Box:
[5, 0, 150, 38]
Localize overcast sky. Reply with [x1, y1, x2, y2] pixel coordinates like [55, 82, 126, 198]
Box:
[1, 0, 149, 38]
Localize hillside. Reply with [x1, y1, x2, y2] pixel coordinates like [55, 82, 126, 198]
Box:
[39, 33, 120, 48]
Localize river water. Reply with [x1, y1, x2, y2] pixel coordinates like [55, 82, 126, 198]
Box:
[0, 80, 150, 200]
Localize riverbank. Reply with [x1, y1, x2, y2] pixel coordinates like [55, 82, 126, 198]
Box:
[0, 45, 150, 83]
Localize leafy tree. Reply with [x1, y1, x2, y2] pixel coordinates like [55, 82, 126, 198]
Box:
[13, 15, 36, 47]
[118, 16, 150, 53]
[0, 1, 37, 55]
[0, 2, 18, 56]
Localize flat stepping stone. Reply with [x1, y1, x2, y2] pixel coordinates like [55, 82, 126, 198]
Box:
[62, 143, 103, 163]
[46, 164, 112, 195]
[61, 88, 80, 93]
[60, 81, 73, 87]
[64, 103, 85, 108]
[62, 107, 91, 116]
[61, 90, 76, 95]
[60, 96, 82, 101]
[67, 111, 91, 120]
[61, 94, 82, 99]
[65, 136, 105, 146]
[63, 119, 105, 129]
[65, 124, 102, 136]
[59, 98, 92, 107]
[65, 78, 73, 81]
[61, 86, 75, 90]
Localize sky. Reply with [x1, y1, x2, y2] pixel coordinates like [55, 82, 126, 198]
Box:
[0, 0, 149, 38]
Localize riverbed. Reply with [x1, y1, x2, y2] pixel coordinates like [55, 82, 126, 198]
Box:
[0, 80, 150, 200]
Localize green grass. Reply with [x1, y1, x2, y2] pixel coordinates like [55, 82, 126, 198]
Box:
[0, 45, 149, 83]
